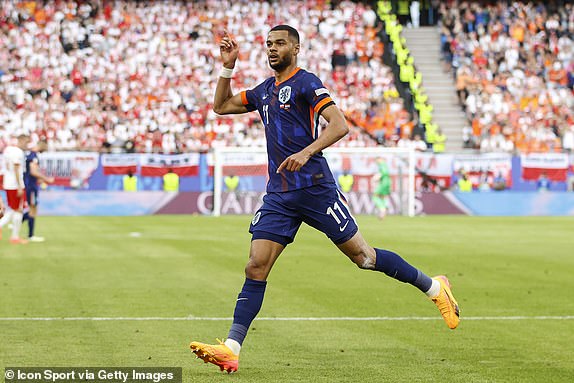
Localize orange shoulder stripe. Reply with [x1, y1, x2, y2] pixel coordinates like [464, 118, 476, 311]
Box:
[240, 91, 248, 105]
[314, 97, 333, 114]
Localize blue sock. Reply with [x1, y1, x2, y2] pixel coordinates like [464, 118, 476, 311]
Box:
[22, 212, 29, 222]
[28, 216, 35, 238]
[227, 278, 267, 345]
[374, 248, 432, 293]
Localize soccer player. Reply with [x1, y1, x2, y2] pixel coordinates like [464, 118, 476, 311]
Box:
[372, 157, 391, 219]
[23, 139, 54, 242]
[190, 26, 459, 373]
[0, 134, 30, 244]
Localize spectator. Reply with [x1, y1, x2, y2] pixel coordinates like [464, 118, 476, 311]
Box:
[477, 172, 491, 191]
[224, 174, 240, 192]
[412, 134, 428, 151]
[457, 172, 472, 192]
[122, 170, 138, 192]
[440, 1, 574, 153]
[337, 171, 354, 193]
[492, 172, 507, 191]
[563, 125, 574, 153]
[410, 1, 420, 28]
[163, 168, 179, 192]
[537, 172, 551, 192]
[433, 128, 447, 153]
[0, 1, 409, 152]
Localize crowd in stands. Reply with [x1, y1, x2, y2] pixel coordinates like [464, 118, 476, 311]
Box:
[0, 0, 411, 153]
[440, 1, 574, 153]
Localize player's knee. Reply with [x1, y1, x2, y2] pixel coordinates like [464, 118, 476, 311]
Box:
[244, 258, 268, 280]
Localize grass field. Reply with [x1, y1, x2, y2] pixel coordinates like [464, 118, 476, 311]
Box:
[1, 215, 573, 382]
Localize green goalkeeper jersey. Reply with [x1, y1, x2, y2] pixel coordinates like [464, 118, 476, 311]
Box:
[375, 161, 391, 196]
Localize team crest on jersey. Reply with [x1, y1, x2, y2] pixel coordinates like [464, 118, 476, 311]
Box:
[278, 86, 291, 104]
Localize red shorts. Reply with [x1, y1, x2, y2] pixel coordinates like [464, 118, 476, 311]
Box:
[5, 189, 27, 210]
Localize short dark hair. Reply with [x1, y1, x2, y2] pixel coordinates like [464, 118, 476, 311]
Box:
[269, 25, 300, 44]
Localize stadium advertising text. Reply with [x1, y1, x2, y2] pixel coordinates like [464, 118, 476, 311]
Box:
[1, 152, 573, 191]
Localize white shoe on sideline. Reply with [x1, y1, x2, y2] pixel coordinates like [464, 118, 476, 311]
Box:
[28, 236, 45, 242]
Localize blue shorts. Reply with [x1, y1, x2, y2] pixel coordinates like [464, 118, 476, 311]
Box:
[26, 188, 39, 206]
[249, 183, 359, 246]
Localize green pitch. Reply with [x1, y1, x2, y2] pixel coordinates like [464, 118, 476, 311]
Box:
[1, 215, 573, 382]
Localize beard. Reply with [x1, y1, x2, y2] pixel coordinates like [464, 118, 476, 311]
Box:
[269, 54, 292, 71]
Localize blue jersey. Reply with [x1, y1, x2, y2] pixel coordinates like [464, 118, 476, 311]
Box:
[24, 151, 39, 190]
[241, 67, 336, 192]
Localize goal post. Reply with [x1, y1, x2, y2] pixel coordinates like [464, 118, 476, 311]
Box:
[212, 146, 416, 217]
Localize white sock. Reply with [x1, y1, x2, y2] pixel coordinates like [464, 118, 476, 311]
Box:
[224, 338, 241, 355]
[425, 278, 441, 298]
[11, 211, 23, 239]
[0, 210, 13, 227]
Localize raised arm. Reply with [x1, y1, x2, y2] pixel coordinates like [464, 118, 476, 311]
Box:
[213, 31, 249, 115]
[277, 104, 349, 172]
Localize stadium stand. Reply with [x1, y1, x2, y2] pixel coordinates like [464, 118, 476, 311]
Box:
[439, 1, 574, 153]
[0, 0, 413, 153]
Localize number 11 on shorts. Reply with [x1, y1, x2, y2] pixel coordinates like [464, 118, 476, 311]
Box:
[326, 201, 348, 224]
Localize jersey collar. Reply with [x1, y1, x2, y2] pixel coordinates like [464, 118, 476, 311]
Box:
[275, 67, 301, 86]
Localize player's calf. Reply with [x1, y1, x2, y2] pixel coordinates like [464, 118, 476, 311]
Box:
[337, 234, 377, 270]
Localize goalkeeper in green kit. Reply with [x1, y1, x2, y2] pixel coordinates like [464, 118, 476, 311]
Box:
[373, 157, 391, 219]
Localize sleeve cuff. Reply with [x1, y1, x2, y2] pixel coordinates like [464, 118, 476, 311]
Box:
[240, 91, 249, 105]
[314, 97, 335, 115]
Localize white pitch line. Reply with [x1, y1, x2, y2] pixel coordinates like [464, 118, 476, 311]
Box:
[0, 316, 572, 321]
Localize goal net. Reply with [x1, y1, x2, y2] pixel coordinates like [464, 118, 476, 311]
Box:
[212, 146, 416, 217]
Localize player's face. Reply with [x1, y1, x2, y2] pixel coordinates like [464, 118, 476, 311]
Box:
[17, 136, 30, 150]
[266, 30, 299, 71]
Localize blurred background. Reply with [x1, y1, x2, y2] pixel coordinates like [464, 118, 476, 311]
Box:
[0, 0, 573, 216]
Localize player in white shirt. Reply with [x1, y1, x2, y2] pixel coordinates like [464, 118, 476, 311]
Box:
[0, 135, 30, 244]
[0, 195, 5, 219]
